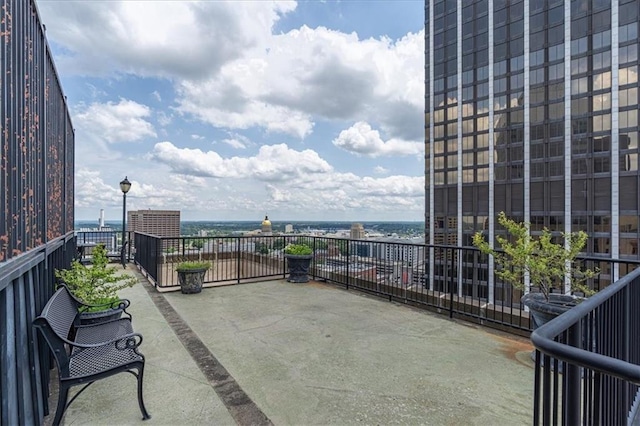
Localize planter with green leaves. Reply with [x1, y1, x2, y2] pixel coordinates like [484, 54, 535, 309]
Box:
[473, 212, 598, 329]
[176, 261, 211, 294]
[284, 243, 313, 283]
[56, 244, 137, 324]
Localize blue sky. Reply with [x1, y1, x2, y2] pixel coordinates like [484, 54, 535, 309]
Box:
[38, 0, 425, 222]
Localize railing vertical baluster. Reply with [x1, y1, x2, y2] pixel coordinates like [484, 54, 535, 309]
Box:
[449, 248, 454, 319]
[533, 350, 541, 426]
[237, 237, 241, 284]
[346, 240, 350, 291]
[566, 323, 581, 425]
[312, 237, 316, 281]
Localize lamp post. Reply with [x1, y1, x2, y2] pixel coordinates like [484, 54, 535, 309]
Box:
[119, 176, 131, 268]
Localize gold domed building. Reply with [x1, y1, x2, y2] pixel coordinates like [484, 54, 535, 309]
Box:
[261, 215, 273, 236]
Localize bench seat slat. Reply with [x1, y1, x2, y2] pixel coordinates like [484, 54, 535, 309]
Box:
[69, 344, 144, 379]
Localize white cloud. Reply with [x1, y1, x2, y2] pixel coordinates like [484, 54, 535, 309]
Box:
[74, 99, 156, 144]
[75, 169, 124, 208]
[266, 184, 291, 202]
[40, 2, 424, 142]
[220, 132, 251, 149]
[75, 169, 203, 212]
[332, 121, 422, 157]
[38, 1, 297, 80]
[221, 137, 248, 150]
[144, 142, 423, 213]
[156, 111, 173, 127]
[173, 26, 424, 140]
[356, 175, 423, 197]
[149, 142, 333, 181]
[39, 1, 427, 221]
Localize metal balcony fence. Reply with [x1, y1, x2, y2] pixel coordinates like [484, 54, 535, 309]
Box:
[132, 233, 640, 334]
[0, 233, 76, 425]
[531, 265, 640, 425]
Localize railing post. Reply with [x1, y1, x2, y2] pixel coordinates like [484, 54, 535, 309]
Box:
[449, 248, 454, 319]
[237, 237, 241, 284]
[346, 241, 350, 291]
[312, 237, 316, 281]
[127, 231, 132, 262]
[565, 322, 582, 425]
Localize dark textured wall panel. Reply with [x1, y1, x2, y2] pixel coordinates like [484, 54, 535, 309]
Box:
[0, 0, 74, 261]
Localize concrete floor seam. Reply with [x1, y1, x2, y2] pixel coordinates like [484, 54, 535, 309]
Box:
[141, 282, 273, 426]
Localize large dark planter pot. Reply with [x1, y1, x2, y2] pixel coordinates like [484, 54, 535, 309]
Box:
[178, 268, 208, 294]
[78, 308, 124, 325]
[285, 254, 313, 283]
[522, 293, 587, 367]
[521, 293, 579, 329]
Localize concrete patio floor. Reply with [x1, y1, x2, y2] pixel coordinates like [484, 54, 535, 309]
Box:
[51, 267, 535, 425]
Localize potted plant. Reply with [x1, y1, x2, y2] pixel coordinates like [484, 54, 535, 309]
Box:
[176, 261, 211, 294]
[284, 243, 313, 283]
[56, 244, 137, 324]
[472, 212, 599, 329]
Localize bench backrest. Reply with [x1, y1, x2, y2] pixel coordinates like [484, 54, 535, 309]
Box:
[33, 286, 79, 377]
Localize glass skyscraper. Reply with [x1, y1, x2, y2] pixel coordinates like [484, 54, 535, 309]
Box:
[425, 0, 640, 300]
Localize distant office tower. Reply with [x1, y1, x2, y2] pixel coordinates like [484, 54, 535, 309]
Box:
[285, 224, 294, 233]
[98, 209, 106, 229]
[350, 223, 365, 239]
[425, 1, 640, 284]
[127, 210, 180, 237]
[261, 215, 273, 235]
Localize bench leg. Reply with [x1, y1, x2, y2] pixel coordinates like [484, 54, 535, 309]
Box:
[137, 365, 151, 420]
[53, 384, 70, 426]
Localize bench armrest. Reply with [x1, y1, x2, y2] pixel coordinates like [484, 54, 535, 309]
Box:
[69, 331, 144, 351]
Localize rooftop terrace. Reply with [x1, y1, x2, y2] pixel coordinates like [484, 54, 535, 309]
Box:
[49, 268, 535, 425]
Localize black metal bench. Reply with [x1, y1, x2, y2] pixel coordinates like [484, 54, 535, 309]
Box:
[33, 285, 151, 425]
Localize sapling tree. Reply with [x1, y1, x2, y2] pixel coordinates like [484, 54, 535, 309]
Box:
[472, 211, 598, 301]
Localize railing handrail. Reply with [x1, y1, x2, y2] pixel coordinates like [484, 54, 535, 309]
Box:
[531, 265, 640, 385]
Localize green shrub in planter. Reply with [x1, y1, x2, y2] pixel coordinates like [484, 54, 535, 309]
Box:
[176, 261, 211, 272]
[284, 243, 313, 283]
[284, 244, 313, 256]
[55, 244, 137, 312]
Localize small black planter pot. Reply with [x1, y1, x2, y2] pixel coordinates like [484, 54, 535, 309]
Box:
[285, 254, 313, 283]
[178, 268, 208, 294]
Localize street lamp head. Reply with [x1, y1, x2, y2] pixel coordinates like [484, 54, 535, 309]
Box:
[120, 176, 132, 194]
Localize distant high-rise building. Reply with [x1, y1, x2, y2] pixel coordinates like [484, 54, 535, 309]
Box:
[98, 209, 106, 229]
[425, 0, 640, 289]
[285, 224, 294, 233]
[350, 223, 365, 239]
[261, 215, 273, 235]
[127, 210, 180, 237]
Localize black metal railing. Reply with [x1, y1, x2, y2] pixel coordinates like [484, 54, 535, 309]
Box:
[531, 264, 640, 425]
[132, 233, 639, 333]
[75, 230, 135, 265]
[0, 232, 75, 425]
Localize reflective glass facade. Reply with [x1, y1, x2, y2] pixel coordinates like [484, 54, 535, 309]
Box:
[425, 0, 640, 301]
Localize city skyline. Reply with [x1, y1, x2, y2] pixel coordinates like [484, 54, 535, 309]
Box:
[37, 0, 425, 222]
